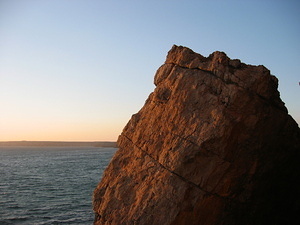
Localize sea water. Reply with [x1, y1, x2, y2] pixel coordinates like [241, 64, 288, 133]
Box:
[0, 147, 117, 225]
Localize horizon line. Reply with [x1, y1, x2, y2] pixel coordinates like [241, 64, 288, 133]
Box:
[0, 140, 117, 142]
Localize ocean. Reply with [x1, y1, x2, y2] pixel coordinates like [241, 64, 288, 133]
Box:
[0, 147, 117, 225]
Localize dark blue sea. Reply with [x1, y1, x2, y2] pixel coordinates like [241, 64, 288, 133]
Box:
[0, 147, 117, 225]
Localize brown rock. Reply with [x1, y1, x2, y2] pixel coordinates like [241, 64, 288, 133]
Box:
[93, 45, 300, 225]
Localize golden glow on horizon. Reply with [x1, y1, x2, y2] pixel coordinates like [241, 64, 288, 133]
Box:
[0, 120, 122, 142]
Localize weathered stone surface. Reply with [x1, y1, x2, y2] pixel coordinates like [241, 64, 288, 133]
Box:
[93, 45, 300, 225]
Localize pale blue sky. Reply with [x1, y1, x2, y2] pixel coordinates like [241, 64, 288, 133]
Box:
[0, 0, 299, 141]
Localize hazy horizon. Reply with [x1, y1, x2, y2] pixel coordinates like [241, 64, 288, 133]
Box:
[1, 0, 299, 141]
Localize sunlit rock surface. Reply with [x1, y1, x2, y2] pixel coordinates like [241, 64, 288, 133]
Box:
[93, 45, 300, 225]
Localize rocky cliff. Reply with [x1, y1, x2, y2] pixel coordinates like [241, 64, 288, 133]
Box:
[93, 45, 300, 225]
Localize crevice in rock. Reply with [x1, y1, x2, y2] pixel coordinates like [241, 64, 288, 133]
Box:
[166, 62, 286, 112]
[121, 133, 233, 201]
[165, 62, 242, 88]
[121, 134, 206, 191]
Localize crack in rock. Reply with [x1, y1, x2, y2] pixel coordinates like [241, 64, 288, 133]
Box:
[121, 133, 233, 201]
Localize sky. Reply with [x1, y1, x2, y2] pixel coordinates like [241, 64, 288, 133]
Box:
[0, 0, 299, 141]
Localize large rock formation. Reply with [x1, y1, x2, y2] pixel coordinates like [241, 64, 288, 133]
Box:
[93, 45, 300, 225]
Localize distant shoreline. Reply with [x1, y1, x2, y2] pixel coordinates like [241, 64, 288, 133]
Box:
[0, 141, 117, 148]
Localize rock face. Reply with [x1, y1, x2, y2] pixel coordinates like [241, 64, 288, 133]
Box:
[93, 45, 300, 225]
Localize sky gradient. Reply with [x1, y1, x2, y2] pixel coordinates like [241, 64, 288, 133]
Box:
[1, 0, 299, 141]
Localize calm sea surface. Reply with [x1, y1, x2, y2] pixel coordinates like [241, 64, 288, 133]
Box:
[0, 147, 117, 225]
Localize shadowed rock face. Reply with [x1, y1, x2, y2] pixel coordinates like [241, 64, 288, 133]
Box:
[93, 45, 300, 225]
